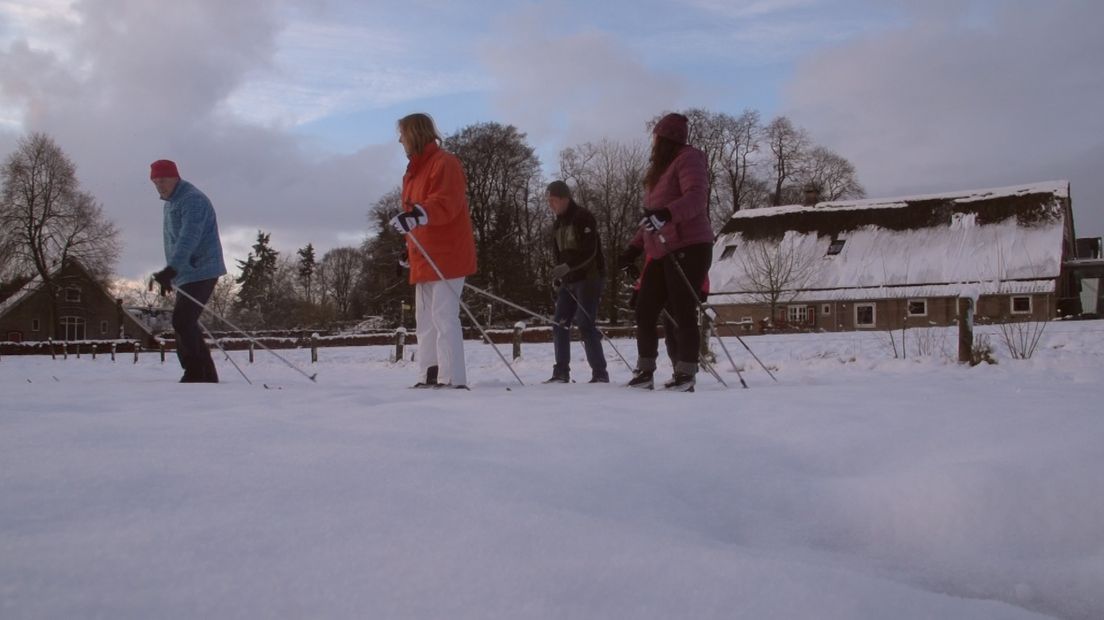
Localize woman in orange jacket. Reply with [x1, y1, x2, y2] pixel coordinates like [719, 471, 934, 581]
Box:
[390, 113, 478, 389]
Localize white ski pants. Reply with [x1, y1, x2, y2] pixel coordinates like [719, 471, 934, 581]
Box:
[415, 277, 467, 386]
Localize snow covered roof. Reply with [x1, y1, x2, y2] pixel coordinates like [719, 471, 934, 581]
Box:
[0, 274, 45, 319]
[711, 181, 1071, 299]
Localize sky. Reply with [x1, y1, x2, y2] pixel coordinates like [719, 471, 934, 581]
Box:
[0, 0, 1101, 281]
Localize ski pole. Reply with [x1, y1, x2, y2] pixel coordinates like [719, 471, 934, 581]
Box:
[655, 232, 776, 382]
[559, 283, 633, 373]
[404, 232, 525, 387]
[172, 285, 318, 383]
[199, 319, 252, 385]
[463, 282, 564, 327]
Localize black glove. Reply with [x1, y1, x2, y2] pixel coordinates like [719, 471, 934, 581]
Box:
[550, 263, 570, 280]
[618, 245, 642, 279]
[389, 204, 427, 234]
[395, 250, 409, 278]
[641, 207, 671, 232]
[151, 266, 176, 296]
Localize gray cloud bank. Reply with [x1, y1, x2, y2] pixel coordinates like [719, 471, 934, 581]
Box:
[785, 0, 1104, 237]
[0, 0, 402, 280]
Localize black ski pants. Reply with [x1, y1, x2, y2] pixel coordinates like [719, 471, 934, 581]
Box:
[634, 243, 712, 366]
[172, 278, 218, 382]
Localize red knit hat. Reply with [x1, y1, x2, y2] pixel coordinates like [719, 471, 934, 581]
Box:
[150, 159, 180, 179]
[654, 113, 689, 145]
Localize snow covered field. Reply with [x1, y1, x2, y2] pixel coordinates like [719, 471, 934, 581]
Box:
[2, 322, 1102, 619]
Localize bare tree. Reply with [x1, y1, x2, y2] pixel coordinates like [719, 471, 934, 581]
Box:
[764, 116, 811, 206]
[738, 234, 823, 323]
[795, 146, 866, 201]
[0, 132, 120, 337]
[319, 246, 364, 320]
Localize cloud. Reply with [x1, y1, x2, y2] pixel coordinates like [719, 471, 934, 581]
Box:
[0, 0, 404, 279]
[223, 18, 492, 128]
[783, 0, 1104, 236]
[477, 6, 685, 153]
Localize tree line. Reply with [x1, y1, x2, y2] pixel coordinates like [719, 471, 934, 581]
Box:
[0, 108, 864, 334]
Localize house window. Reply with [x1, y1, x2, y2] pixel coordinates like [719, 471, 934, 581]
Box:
[821, 304, 831, 316]
[60, 316, 85, 341]
[1011, 295, 1032, 315]
[907, 299, 928, 317]
[740, 316, 753, 324]
[788, 305, 809, 324]
[720, 244, 738, 260]
[31, 319, 40, 332]
[855, 303, 876, 328]
[65, 287, 81, 302]
[826, 238, 845, 256]
[100, 320, 109, 335]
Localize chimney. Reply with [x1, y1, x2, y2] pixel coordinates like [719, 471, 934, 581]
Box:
[802, 184, 821, 207]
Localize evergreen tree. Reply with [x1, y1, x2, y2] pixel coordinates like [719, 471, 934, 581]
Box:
[235, 231, 280, 326]
[297, 243, 317, 305]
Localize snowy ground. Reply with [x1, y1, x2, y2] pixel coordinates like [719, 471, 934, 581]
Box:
[2, 322, 1102, 619]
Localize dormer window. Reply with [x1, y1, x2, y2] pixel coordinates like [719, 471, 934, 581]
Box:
[826, 238, 845, 256]
[720, 244, 738, 260]
[65, 287, 81, 302]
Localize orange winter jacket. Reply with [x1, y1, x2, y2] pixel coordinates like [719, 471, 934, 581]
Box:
[401, 142, 478, 283]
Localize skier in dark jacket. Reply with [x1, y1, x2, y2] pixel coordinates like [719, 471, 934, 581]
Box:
[546, 181, 609, 383]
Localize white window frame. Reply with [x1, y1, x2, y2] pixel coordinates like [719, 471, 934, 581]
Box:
[60, 316, 85, 341]
[854, 303, 876, 328]
[907, 298, 928, 317]
[1011, 295, 1032, 315]
[100, 320, 109, 335]
[31, 318, 41, 332]
[787, 304, 809, 324]
[821, 304, 831, 316]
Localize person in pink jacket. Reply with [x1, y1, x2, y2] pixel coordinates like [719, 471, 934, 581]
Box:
[618, 113, 713, 392]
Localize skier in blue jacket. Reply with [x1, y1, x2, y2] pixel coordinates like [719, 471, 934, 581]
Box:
[150, 159, 227, 383]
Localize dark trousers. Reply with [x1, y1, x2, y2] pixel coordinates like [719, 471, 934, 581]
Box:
[635, 243, 712, 367]
[552, 277, 608, 379]
[173, 278, 218, 382]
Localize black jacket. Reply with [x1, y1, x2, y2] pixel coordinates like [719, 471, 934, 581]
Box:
[551, 201, 606, 283]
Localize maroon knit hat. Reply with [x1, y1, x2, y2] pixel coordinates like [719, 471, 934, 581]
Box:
[654, 113, 689, 145]
[150, 159, 180, 179]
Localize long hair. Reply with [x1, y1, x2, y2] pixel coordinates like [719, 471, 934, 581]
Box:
[397, 113, 442, 156]
[643, 135, 684, 191]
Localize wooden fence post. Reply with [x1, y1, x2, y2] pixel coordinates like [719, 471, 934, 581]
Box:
[160, 341, 166, 364]
[311, 333, 319, 364]
[62, 342, 68, 360]
[49, 338, 56, 360]
[394, 328, 406, 362]
[958, 297, 974, 363]
[512, 322, 525, 360]
[92, 344, 97, 360]
[249, 341, 255, 364]
[111, 343, 117, 362]
[134, 344, 140, 364]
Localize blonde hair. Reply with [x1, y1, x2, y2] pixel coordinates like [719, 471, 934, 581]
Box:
[398, 113, 442, 156]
